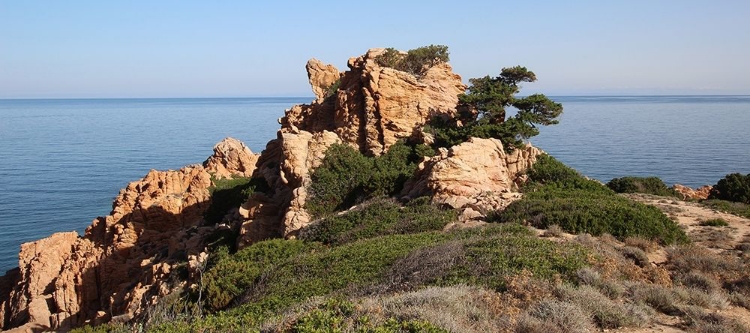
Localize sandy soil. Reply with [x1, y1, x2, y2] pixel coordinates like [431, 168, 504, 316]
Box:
[619, 194, 750, 333]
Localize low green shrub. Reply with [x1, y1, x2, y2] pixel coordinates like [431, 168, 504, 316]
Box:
[699, 218, 729, 227]
[492, 155, 688, 245]
[306, 142, 427, 217]
[374, 45, 450, 76]
[709, 173, 750, 204]
[701, 199, 750, 219]
[203, 240, 320, 311]
[606, 176, 678, 197]
[300, 197, 455, 245]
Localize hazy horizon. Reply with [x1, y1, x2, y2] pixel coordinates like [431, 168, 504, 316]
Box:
[2, 1, 749, 98]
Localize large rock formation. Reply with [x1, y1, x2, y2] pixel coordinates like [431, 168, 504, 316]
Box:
[238, 48, 467, 244]
[0, 49, 542, 331]
[0, 138, 258, 331]
[280, 48, 466, 156]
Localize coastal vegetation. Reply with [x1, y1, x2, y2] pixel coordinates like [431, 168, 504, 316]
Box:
[493, 155, 689, 244]
[374, 44, 450, 76]
[428, 67, 563, 151]
[607, 176, 679, 197]
[709, 173, 750, 204]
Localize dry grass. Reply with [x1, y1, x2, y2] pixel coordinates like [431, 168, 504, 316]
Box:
[681, 305, 749, 333]
[516, 299, 595, 333]
[625, 236, 659, 253]
[690, 227, 736, 249]
[542, 224, 564, 238]
[555, 284, 651, 329]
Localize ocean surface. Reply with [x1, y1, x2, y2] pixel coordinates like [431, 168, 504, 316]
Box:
[1, 96, 749, 272]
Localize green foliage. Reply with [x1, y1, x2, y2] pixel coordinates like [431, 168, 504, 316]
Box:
[156, 221, 591, 331]
[300, 197, 456, 245]
[700, 199, 750, 219]
[699, 218, 729, 227]
[204, 176, 268, 224]
[709, 173, 750, 204]
[492, 155, 688, 245]
[306, 142, 424, 217]
[203, 240, 319, 311]
[374, 45, 450, 76]
[443, 225, 590, 290]
[428, 67, 562, 151]
[606, 176, 678, 197]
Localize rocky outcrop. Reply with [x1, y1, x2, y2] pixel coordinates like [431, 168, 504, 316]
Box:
[1, 49, 542, 331]
[280, 48, 466, 156]
[0, 138, 257, 331]
[204, 137, 259, 178]
[673, 184, 712, 200]
[401, 138, 542, 221]
[236, 48, 466, 244]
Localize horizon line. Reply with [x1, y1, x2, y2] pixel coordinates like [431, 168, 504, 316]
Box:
[2, 94, 750, 101]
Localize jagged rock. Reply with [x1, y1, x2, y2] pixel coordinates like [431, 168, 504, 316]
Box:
[401, 138, 542, 220]
[307, 59, 341, 103]
[237, 130, 341, 246]
[204, 137, 259, 178]
[0, 138, 257, 331]
[281, 48, 466, 156]
[673, 184, 712, 200]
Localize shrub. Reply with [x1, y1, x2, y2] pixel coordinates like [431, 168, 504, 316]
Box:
[492, 155, 689, 245]
[709, 173, 750, 204]
[606, 176, 678, 197]
[306, 142, 425, 217]
[204, 176, 268, 224]
[300, 197, 456, 245]
[202, 240, 319, 311]
[699, 218, 729, 227]
[374, 45, 450, 76]
[442, 225, 590, 290]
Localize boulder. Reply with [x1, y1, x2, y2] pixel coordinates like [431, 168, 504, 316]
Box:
[401, 138, 542, 220]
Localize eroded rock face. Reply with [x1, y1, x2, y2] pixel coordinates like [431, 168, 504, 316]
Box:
[673, 184, 712, 200]
[401, 138, 542, 221]
[281, 48, 466, 156]
[0, 138, 256, 331]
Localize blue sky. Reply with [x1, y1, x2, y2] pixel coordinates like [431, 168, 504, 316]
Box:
[1, 1, 749, 98]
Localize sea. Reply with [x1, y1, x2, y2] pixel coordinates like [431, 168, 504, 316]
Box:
[1, 96, 749, 272]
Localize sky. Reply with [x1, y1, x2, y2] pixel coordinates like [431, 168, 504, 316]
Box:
[1, 1, 749, 98]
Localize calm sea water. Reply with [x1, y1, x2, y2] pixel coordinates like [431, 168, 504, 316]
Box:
[1, 96, 749, 272]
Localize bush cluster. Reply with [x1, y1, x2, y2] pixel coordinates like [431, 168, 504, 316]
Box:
[709, 173, 750, 204]
[374, 45, 450, 76]
[492, 155, 688, 245]
[306, 142, 432, 217]
[606, 176, 678, 197]
[300, 197, 456, 245]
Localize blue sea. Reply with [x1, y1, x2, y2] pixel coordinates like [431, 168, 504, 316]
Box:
[1, 96, 749, 272]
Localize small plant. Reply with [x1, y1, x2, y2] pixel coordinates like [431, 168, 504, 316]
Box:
[698, 218, 729, 227]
